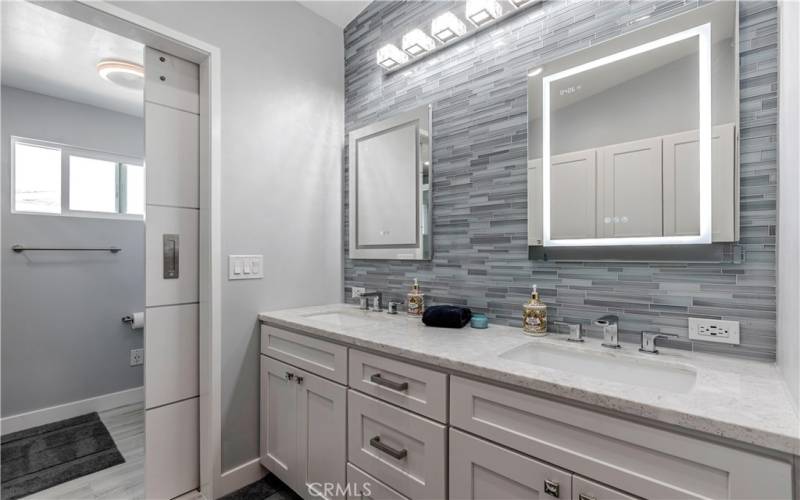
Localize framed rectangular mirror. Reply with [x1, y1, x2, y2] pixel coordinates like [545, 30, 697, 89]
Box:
[527, 2, 738, 248]
[349, 104, 432, 260]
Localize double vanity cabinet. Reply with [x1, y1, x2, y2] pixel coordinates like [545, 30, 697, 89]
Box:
[259, 310, 795, 500]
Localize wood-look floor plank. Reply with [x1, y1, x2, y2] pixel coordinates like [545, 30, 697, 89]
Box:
[27, 403, 145, 500]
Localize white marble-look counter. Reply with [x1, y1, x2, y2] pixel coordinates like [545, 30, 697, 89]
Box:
[258, 303, 800, 455]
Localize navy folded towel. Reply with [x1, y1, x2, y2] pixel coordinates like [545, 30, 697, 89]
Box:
[422, 305, 472, 328]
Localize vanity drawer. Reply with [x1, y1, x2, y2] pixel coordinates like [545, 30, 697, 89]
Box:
[346, 463, 409, 500]
[450, 376, 792, 500]
[349, 349, 447, 422]
[347, 390, 446, 500]
[450, 428, 572, 500]
[572, 476, 639, 500]
[260, 325, 347, 384]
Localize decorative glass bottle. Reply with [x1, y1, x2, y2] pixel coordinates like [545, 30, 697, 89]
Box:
[407, 278, 425, 317]
[522, 284, 548, 336]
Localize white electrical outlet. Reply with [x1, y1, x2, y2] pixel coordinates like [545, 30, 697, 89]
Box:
[351, 286, 366, 298]
[688, 317, 740, 345]
[130, 348, 144, 366]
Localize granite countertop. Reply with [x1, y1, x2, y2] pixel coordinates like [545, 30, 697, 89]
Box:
[258, 303, 800, 455]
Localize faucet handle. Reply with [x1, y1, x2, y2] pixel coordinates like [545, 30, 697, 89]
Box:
[639, 331, 678, 354]
[552, 321, 583, 342]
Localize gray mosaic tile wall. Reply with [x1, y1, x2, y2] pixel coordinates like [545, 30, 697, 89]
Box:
[343, 0, 779, 360]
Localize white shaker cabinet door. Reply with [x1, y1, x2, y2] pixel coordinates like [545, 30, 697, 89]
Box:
[260, 356, 299, 490]
[663, 123, 736, 241]
[549, 149, 597, 240]
[528, 159, 544, 245]
[297, 369, 347, 500]
[450, 428, 572, 500]
[599, 137, 662, 238]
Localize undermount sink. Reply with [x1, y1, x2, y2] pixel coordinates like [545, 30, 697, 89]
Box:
[500, 342, 697, 393]
[303, 310, 378, 328]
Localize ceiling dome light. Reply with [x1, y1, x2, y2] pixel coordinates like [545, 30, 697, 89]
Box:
[96, 60, 144, 90]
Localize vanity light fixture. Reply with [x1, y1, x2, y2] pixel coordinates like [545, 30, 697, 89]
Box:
[431, 12, 467, 43]
[376, 43, 409, 69]
[402, 29, 436, 56]
[96, 60, 144, 90]
[466, 0, 503, 27]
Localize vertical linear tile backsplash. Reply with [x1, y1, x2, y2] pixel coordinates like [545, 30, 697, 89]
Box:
[343, 1, 778, 361]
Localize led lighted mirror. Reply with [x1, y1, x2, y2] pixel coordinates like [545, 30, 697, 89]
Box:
[349, 105, 432, 260]
[527, 2, 738, 248]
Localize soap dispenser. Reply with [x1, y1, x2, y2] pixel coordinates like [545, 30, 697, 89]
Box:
[407, 278, 425, 317]
[522, 285, 548, 336]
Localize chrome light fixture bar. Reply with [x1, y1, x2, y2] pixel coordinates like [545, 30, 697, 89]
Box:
[379, 0, 543, 74]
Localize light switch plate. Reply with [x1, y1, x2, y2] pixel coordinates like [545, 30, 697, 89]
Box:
[228, 255, 264, 280]
[688, 317, 740, 344]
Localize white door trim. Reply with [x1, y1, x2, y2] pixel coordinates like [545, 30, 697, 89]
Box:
[32, 2, 224, 497]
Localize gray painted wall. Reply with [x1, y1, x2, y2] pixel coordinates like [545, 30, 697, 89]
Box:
[113, 1, 344, 471]
[1, 86, 145, 417]
[344, 1, 779, 361]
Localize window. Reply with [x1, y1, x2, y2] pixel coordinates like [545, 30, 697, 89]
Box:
[11, 137, 144, 219]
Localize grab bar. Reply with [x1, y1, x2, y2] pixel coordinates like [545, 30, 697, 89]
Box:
[11, 245, 121, 254]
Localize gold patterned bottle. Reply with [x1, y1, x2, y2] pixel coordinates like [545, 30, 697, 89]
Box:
[407, 278, 425, 317]
[522, 285, 548, 336]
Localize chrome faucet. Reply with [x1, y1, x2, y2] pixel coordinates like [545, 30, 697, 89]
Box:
[639, 331, 678, 354]
[552, 321, 583, 342]
[359, 291, 382, 312]
[594, 315, 621, 349]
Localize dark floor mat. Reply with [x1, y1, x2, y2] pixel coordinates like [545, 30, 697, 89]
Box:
[220, 473, 301, 500]
[1, 412, 125, 500]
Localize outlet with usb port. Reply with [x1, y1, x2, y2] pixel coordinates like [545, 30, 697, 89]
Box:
[688, 317, 740, 345]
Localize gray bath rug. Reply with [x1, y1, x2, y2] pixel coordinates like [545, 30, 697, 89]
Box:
[1, 412, 125, 499]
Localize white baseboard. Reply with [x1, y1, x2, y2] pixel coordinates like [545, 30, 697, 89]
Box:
[217, 458, 267, 498]
[1, 386, 144, 435]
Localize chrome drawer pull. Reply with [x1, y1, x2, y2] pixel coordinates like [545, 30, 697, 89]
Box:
[544, 479, 560, 497]
[369, 436, 407, 459]
[370, 373, 408, 392]
[578, 494, 596, 500]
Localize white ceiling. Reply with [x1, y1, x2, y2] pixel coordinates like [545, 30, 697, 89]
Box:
[297, 0, 370, 28]
[1, 1, 144, 117]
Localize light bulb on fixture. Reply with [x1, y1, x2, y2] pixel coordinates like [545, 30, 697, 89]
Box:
[431, 11, 467, 43]
[466, 0, 502, 27]
[376, 44, 409, 69]
[96, 60, 144, 90]
[402, 29, 435, 56]
[508, 0, 532, 8]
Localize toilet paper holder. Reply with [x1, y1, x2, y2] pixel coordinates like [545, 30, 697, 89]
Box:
[122, 312, 145, 329]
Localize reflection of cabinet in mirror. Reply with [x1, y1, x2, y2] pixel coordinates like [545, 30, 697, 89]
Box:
[528, 123, 737, 246]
